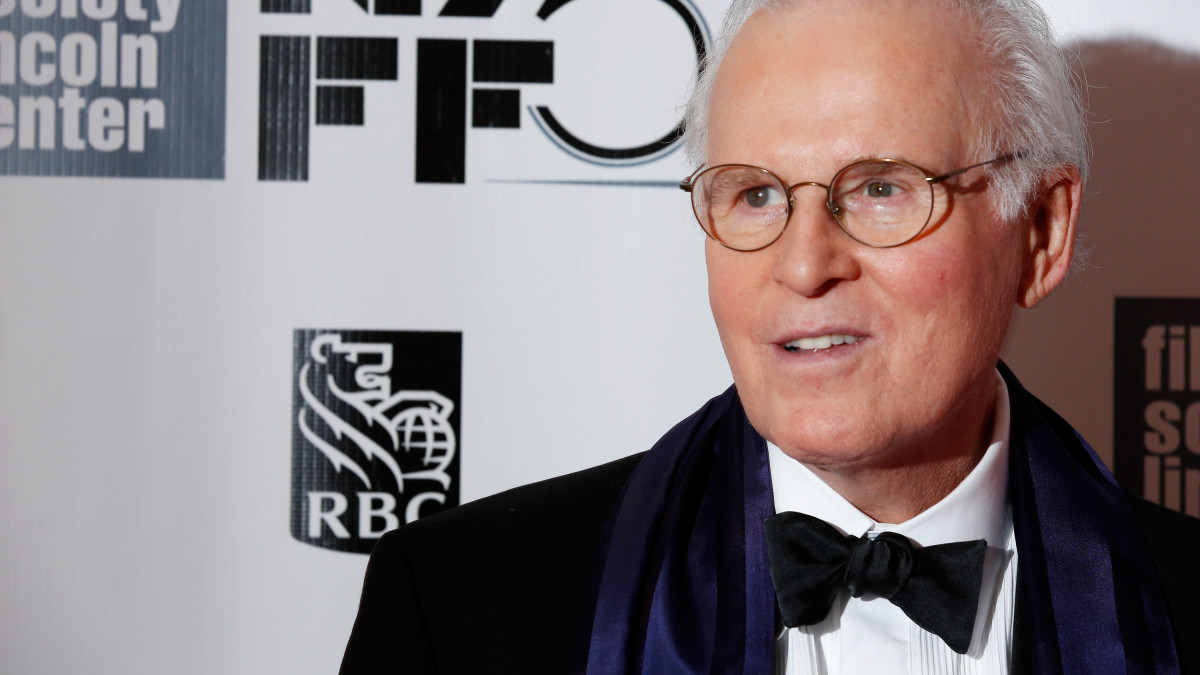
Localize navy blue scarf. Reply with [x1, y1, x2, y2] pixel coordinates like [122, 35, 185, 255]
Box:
[573, 367, 1179, 673]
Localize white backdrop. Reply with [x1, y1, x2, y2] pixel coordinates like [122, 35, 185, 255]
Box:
[1, 1, 1197, 673]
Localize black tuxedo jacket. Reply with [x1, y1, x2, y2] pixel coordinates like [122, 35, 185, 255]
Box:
[340, 406, 1200, 674]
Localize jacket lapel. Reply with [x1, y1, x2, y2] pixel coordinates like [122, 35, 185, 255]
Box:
[1002, 363, 1179, 674]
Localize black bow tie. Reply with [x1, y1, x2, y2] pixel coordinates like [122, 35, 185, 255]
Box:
[764, 511, 987, 654]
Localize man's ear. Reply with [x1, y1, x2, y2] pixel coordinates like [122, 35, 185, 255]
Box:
[1017, 165, 1082, 308]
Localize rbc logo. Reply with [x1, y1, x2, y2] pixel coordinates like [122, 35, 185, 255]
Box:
[291, 329, 462, 553]
[258, 0, 710, 183]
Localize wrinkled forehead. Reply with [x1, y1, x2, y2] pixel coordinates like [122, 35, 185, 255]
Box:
[709, 0, 995, 165]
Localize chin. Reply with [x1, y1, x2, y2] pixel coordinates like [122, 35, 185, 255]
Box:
[772, 430, 885, 472]
[746, 395, 876, 466]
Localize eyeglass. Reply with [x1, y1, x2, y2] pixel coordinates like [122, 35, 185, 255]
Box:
[678, 153, 1019, 251]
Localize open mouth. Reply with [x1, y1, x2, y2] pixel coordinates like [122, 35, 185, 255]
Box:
[783, 334, 861, 352]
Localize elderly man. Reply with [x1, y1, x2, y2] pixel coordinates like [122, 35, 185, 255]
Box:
[340, 0, 1200, 672]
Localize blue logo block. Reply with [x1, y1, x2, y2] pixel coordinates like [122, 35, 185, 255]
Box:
[0, 0, 227, 178]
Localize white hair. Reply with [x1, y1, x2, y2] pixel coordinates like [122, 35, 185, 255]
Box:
[683, 0, 1088, 239]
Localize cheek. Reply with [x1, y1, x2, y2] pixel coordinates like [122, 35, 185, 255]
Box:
[878, 234, 1021, 349]
[706, 244, 746, 328]
[706, 244, 767, 359]
[870, 250, 955, 314]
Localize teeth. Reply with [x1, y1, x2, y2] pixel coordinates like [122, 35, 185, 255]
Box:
[784, 334, 860, 352]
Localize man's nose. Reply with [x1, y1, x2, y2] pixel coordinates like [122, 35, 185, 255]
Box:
[771, 186, 861, 297]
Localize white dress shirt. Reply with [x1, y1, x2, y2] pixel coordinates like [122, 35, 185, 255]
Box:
[769, 373, 1017, 674]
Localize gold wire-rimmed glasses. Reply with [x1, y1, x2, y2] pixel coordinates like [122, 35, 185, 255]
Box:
[678, 153, 1020, 251]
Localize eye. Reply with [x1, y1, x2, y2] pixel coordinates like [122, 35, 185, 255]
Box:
[834, 161, 924, 207]
[864, 181, 897, 198]
[743, 185, 786, 209]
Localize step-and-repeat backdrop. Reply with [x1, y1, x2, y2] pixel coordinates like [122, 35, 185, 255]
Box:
[2, 1, 1197, 672]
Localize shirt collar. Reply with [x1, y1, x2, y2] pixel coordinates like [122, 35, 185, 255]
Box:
[768, 370, 1011, 550]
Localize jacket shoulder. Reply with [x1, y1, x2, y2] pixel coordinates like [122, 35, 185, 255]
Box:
[342, 452, 644, 674]
[404, 450, 644, 544]
[1129, 496, 1200, 672]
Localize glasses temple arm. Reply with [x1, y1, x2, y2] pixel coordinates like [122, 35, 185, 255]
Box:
[927, 151, 1024, 184]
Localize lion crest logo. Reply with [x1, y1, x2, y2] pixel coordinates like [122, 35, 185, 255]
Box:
[291, 330, 461, 552]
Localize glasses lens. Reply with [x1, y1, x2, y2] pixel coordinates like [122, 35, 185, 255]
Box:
[692, 166, 788, 251]
[831, 160, 934, 247]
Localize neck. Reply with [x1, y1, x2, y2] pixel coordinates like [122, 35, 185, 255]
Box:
[804, 385, 998, 524]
